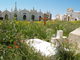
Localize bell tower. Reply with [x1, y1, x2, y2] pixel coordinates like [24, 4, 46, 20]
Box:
[14, 2, 17, 20]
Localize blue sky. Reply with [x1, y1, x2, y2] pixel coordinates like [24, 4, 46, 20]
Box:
[0, 0, 80, 18]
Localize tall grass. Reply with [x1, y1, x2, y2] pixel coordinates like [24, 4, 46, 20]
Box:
[0, 20, 80, 60]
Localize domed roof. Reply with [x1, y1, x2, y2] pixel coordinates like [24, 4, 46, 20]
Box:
[20, 9, 29, 13]
[3, 10, 10, 13]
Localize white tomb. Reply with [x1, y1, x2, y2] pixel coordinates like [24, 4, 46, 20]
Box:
[25, 39, 56, 56]
[68, 27, 80, 41]
[68, 27, 80, 49]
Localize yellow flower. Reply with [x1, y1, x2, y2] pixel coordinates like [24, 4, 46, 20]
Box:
[16, 21, 19, 24]
[70, 21, 77, 23]
[35, 21, 43, 24]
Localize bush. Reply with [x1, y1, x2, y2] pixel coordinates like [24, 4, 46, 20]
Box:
[54, 46, 75, 60]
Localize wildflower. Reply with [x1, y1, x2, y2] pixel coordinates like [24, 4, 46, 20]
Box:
[15, 45, 20, 48]
[16, 21, 19, 24]
[7, 46, 12, 48]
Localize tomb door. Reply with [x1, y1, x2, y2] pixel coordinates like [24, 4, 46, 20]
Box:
[31, 15, 35, 21]
[23, 15, 26, 20]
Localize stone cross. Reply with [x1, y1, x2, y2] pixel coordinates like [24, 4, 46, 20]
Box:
[51, 30, 63, 47]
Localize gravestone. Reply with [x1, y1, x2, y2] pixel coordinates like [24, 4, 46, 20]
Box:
[51, 30, 67, 47]
[56, 30, 63, 39]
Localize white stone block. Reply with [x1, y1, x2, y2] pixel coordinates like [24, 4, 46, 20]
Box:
[68, 27, 80, 52]
[68, 27, 80, 41]
[26, 39, 56, 56]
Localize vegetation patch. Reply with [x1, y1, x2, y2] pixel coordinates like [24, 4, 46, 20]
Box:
[0, 20, 80, 60]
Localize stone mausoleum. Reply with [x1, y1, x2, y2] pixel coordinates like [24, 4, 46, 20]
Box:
[56, 8, 80, 21]
[0, 2, 52, 21]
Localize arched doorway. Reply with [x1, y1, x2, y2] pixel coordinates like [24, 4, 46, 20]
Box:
[39, 16, 41, 21]
[31, 15, 35, 21]
[68, 16, 70, 21]
[75, 18, 77, 21]
[5, 14, 8, 20]
[23, 15, 26, 20]
[0, 17, 3, 20]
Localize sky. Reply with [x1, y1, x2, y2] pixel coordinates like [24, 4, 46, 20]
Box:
[0, 0, 80, 19]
